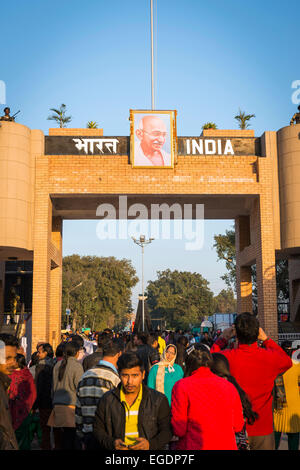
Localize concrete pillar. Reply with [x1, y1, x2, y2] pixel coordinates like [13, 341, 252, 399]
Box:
[253, 196, 278, 340]
[32, 153, 52, 349]
[49, 217, 63, 351]
[235, 216, 252, 314]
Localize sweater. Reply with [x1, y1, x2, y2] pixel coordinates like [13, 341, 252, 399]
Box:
[75, 363, 120, 436]
[147, 363, 183, 406]
[171, 367, 244, 450]
[211, 337, 292, 436]
[52, 357, 84, 406]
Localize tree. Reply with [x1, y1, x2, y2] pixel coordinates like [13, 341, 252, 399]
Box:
[213, 228, 236, 290]
[146, 269, 215, 330]
[213, 288, 237, 313]
[213, 229, 289, 313]
[234, 109, 255, 129]
[86, 121, 98, 128]
[62, 255, 138, 331]
[47, 104, 72, 128]
[202, 122, 218, 130]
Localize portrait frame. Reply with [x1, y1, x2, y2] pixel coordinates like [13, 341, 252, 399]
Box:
[129, 109, 177, 168]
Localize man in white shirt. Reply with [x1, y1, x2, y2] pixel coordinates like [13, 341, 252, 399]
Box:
[134, 115, 171, 167]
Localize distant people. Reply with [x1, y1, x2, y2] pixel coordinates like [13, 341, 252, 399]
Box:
[33, 343, 54, 450]
[136, 334, 160, 382]
[69, 335, 86, 363]
[82, 332, 106, 372]
[211, 353, 258, 450]
[273, 341, 300, 450]
[28, 351, 39, 379]
[290, 105, 300, 125]
[48, 341, 84, 450]
[201, 332, 213, 348]
[171, 344, 244, 450]
[54, 343, 65, 365]
[93, 352, 172, 450]
[8, 354, 37, 450]
[147, 344, 183, 406]
[211, 312, 292, 450]
[0, 334, 19, 450]
[76, 338, 122, 449]
[175, 336, 189, 371]
[0, 106, 15, 122]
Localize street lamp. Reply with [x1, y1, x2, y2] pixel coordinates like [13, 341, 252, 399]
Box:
[66, 281, 84, 329]
[131, 235, 154, 332]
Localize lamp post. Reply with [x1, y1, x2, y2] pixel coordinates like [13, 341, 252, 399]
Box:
[66, 281, 84, 329]
[131, 235, 154, 332]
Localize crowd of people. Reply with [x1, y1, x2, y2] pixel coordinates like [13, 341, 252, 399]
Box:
[0, 312, 299, 451]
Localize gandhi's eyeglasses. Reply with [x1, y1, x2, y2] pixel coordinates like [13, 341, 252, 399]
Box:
[142, 130, 167, 138]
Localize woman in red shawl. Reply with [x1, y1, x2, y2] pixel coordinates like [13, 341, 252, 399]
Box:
[9, 354, 37, 449]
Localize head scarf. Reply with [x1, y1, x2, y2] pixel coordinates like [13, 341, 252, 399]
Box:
[155, 344, 177, 394]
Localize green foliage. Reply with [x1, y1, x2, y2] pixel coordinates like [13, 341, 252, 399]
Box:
[62, 255, 138, 331]
[202, 122, 218, 130]
[213, 229, 289, 313]
[47, 104, 72, 128]
[213, 288, 237, 313]
[146, 269, 215, 330]
[234, 109, 255, 129]
[86, 121, 98, 128]
[213, 228, 236, 290]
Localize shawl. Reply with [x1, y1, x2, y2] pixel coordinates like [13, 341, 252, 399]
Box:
[155, 344, 177, 394]
[9, 367, 37, 430]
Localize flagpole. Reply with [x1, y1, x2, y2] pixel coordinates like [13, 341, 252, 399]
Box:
[150, 0, 155, 110]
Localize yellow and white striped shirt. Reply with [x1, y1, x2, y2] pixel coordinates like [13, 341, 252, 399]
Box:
[120, 385, 143, 446]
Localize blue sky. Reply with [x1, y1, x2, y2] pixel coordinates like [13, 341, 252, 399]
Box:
[1, 0, 299, 310]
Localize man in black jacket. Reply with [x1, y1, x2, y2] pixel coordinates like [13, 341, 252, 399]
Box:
[93, 352, 172, 450]
[34, 342, 54, 450]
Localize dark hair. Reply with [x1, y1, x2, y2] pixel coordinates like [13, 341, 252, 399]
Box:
[16, 353, 27, 369]
[55, 343, 65, 358]
[103, 328, 114, 339]
[281, 340, 293, 356]
[30, 351, 39, 367]
[103, 339, 123, 357]
[137, 333, 148, 345]
[184, 344, 213, 377]
[0, 334, 19, 348]
[58, 341, 80, 381]
[117, 352, 144, 373]
[175, 336, 188, 370]
[39, 343, 54, 358]
[211, 353, 258, 425]
[70, 334, 84, 348]
[234, 312, 259, 345]
[176, 335, 188, 347]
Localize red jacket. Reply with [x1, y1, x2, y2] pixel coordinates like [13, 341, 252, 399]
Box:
[210, 338, 292, 436]
[171, 367, 244, 450]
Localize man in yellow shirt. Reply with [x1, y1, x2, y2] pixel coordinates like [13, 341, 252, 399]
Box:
[93, 352, 172, 450]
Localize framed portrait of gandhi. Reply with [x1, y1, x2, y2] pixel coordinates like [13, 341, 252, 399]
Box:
[130, 110, 177, 168]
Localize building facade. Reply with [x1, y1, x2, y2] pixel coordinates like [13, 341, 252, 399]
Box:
[0, 119, 300, 352]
